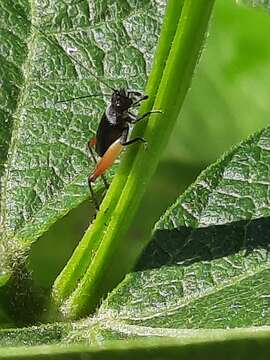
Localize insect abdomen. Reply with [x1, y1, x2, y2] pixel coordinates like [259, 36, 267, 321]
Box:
[95, 113, 124, 156]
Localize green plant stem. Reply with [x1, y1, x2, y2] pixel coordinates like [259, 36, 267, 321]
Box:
[50, 0, 184, 316]
[49, 0, 215, 320]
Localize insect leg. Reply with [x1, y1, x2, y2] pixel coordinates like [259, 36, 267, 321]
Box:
[89, 138, 124, 183]
[86, 138, 101, 209]
[128, 91, 148, 108]
[130, 110, 162, 124]
[131, 96, 148, 107]
[120, 127, 147, 147]
[89, 126, 147, 184]
[88, 178, 100, 210]
[127, 90, 145, 98]
[121, 137, 147, 146]
[87, 138, 109, 189]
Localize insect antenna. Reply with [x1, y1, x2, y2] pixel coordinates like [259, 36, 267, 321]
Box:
[13, 4, 117, 92]
[56, 94, 111, 104]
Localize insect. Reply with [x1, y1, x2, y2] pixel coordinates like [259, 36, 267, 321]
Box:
[16, 8, 160, 209]
[87, 89, 160, 208]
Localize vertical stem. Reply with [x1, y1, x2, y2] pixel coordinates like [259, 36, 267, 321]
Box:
[50, 0, 215, 320]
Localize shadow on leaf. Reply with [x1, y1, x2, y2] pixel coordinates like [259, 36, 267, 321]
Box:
[137, 217, 270, 271]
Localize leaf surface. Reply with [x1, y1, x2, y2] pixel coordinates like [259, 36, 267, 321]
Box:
[98, 125, 270, 329]
[0, 0, 165, 278]
[0, 319, 269, 359]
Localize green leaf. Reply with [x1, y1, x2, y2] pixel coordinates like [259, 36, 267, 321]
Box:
[0, 0, 30, 287]
[0, 1, 28, 185]
[237, 0, 270, 13]
[0, 319, 269, 359]
[98, 125, 270, 329]
[0, 0, 164, 278]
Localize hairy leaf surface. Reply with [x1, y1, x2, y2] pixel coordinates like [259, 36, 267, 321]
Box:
[0, 319, 269, 359]
[0, 0, 165, 279]
[99, 126, 270, 329]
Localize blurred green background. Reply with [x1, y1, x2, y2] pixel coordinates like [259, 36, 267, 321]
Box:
[30, 0, 270, 289]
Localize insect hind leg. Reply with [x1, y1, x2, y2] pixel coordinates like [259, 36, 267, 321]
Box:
[87, 138, 109, 212]
[88, 138, 109, 189]
[88, 177, 100, 211]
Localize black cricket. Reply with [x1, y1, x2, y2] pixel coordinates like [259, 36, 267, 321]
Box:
[94, 89, 148, 157]
[87, 89, 160, 209]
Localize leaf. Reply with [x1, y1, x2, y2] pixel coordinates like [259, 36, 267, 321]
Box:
[237, 0, 270, 13]
[166, 0, 270, 165]
[0, 1, 30, 286]
[98, 125, 270, 329]
[0, 1, 165, 279]
[0, 319, 269, 359]
[2, 102, 270, 353]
